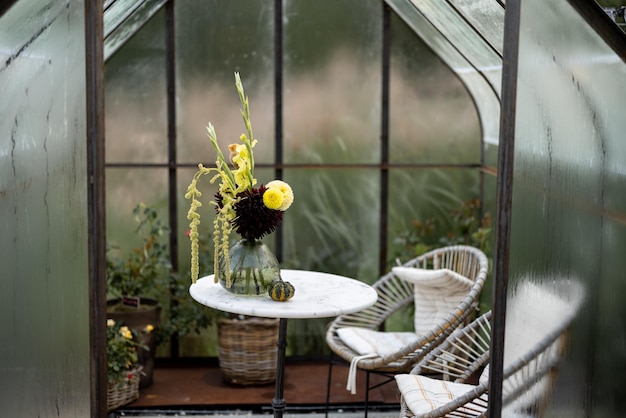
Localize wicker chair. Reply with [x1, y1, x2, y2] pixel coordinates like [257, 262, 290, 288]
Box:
[325, 245, 489, 417]
[395, 279, 585, 418]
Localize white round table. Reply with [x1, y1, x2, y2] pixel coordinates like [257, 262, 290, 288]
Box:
[189, 269, 378, 417]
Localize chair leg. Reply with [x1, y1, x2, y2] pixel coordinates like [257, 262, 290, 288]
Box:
[364, 370, 370, 418]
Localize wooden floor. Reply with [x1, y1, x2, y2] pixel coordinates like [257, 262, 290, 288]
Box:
[123, 358, 401, 414]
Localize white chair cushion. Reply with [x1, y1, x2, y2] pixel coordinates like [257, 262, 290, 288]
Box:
[501, 280, 573, 411]
[395, 374, 487, 415]
[336, 327, 419, 357]
[337, 328, 420, 394]
[504, 281, 571, 367]
[479, 281, 574, 388]
[477, 282, 572, 394]
[392, 267, 474, 336]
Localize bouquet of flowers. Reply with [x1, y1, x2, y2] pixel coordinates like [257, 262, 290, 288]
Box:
[185, 73, 294, 289]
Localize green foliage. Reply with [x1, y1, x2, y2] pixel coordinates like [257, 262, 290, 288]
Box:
[161, 275, 215, 340]
[596, 1, 626, 9]
[394, 198, 493, 263]
[106, 204, 171, 298]
[107, 204, 216, 345]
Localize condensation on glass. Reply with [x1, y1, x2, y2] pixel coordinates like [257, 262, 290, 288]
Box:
[283, 0, 382, 165]
[105, 8, 167, 165]
[507, 1, 626, 416]
[175, 0, 275, 165]
[388, 12, 481, 165]
[0, 1, 90, 416]
[102, 0, 502, 359]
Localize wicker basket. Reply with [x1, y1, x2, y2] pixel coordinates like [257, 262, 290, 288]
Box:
[107, 366, 142, 412]
[217, 316, 279, 385]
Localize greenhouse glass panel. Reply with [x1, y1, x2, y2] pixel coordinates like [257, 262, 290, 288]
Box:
[387, 168, 484, 258]
[385, 0, 503, 148]
[105, 8, 167, 164]
[387, 167, 492, 328]
[104, 0, 167, 59]
[281, 167, 380, 356]
[395, 0, 502, 93]
[106, 168, 169, 260]
[281, 168, 380, 282]
[283, 0, 382, 164]
[105, 167, 171, 358]
[507, 1, 626, 416]
[175, 0, 275, 165]
[0, 1, 90, 415]
[447, 0, 505, 55]
[389, 13, 481, 164]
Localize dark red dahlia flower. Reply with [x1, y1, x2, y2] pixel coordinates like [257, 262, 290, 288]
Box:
[216, 185, 283, 240]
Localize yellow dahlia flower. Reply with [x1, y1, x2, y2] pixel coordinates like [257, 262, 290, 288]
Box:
[263, 187, 285, 210]
[266, 180, 294, 211]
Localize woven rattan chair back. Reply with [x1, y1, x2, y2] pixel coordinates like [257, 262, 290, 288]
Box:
[397, 279, 585, 418]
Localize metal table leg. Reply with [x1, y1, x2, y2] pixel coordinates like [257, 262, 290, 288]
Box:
[272, 318, 288, 418]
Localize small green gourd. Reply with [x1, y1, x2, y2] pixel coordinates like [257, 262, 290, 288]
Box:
[269, 279, 295, 302]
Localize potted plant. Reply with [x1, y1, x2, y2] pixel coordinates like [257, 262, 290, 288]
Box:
[107, 203, 219, 386]
[106, 203, 171, 306]
[106, 318, 152, 411]
[106, 203, 171, 388]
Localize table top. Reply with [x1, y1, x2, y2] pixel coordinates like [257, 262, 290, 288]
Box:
[189, 269, 378, 319]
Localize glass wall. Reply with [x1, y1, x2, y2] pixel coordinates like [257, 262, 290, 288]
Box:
[282, 0, 382, 352]
[388, 10, 484, 251]
[0, 0, 90, 416]
[506, 1, 626, 416]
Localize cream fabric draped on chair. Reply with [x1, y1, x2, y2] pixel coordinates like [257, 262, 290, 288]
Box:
[395, 279, 585, 418]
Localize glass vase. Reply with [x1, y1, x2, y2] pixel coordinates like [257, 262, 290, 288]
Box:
[218, 238, 280, 296]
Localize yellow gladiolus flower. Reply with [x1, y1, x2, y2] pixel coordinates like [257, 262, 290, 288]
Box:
[229, 143, 248, 168]
[233, 170, 249, 190]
